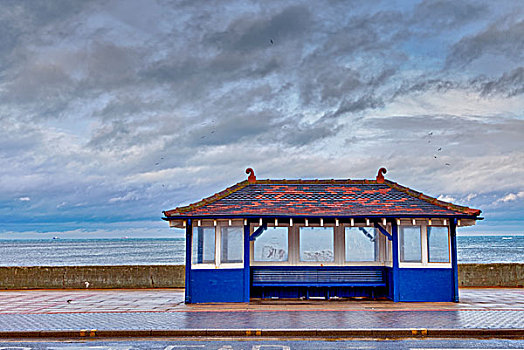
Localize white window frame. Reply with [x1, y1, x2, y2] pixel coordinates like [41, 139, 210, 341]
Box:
[190, 225, 216, 269]
[191, 220, 244, 269]
[250, 224, 291, 266]
[250, 223, 392, 267]
[427, 225, 451, 264]
[398, 224, 451, 268]
[297, 225, 337, 266]
[342, 224, 387, 266]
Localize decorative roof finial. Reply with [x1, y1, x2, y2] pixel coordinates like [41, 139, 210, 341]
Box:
[246, 168, 256, 184]
[376, 167, 387, 183]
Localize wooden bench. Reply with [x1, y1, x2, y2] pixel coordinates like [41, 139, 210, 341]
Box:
[251, 267, 386, 288]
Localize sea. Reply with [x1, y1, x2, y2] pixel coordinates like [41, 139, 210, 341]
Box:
[0, 235, 522, 266]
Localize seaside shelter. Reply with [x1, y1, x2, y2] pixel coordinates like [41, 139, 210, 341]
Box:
[163, 168, 481, 304]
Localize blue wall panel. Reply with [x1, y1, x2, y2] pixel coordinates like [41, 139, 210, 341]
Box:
[190, 268, 245, 303]
[397, 268, 453, 302]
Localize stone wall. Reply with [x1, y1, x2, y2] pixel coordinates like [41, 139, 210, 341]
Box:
[0, 264, 522, 289]
[0, 265, 185, 289]
[458, 263, 524, 287]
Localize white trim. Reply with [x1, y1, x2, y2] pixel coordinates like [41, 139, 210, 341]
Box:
[250, 224, 290, 265]
[192, 263, 244, 269]
[217, 224, 244, 267]
[290, 225, 298, 264]
[191, 223, 244, 269]
[334, 225, 344, 265]
[342, 224, 385, 266]
[190, 263, 216, 269]
[427, 225, 451, 264]
[215, 224, 221, 265]
[297, 226, 336, 265]
[421, 225, 429, 264]
[399, 262, 451, 269]
[398, 224, 452, 269]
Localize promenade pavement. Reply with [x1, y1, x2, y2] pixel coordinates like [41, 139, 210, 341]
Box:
[0, 288, 522, 338]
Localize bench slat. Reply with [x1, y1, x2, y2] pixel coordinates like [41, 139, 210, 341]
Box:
[252, 268, 386, 287]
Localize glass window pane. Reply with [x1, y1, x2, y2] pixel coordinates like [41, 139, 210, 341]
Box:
[428, 226, 450, 262]
[192, 227, 215, 264]
[299, 227, 334, 262]
[345, 227, 378, 261]
[254, 227, 288, 262]
[400, 226, 422, 262]
[221, 226, 243, 263]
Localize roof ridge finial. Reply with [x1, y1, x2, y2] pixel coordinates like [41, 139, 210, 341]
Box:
[376, 167, 387, 183]
[246, 168, 256, 184]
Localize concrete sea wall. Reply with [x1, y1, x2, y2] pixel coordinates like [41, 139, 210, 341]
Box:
[0, 265, 185, 289]
[458, 263, 523, 288]
[0, 264, 522, 289]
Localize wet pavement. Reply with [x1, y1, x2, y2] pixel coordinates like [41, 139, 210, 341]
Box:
[0, 288, 522, 332]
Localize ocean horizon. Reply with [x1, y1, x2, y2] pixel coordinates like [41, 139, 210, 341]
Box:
[0, 235, 522, 267]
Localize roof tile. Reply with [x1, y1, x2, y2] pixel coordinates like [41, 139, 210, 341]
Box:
[163, 178, 481, 218]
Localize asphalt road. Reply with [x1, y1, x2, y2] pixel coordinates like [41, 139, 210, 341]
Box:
[0, 338, 523, 349]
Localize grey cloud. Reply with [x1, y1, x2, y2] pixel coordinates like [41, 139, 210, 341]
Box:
[330, 95, 384, 119]
[315, 10, 402, 59]
[392, 78, 458, 99]
[276, 117, 342, 147]
[3, 61, 73, 105]
[412, 0, 487, 30]
[0, 0, 89, 70]
[84, 41, 143, 88]
[87, 120, 131, 151]
[472, 67, 524, 97]
[446, 19, 524, 68]
[205, 5, 312, 52]
[1, 0, 523, 234]
[364, 115, 524, 158]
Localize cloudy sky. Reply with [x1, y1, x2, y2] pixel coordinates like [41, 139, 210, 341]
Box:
[0, 0, 523, 239]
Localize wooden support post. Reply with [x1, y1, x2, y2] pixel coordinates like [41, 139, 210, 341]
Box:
[391, 221, 400, 302]
[243, 223, 251, 302]
[185, 219, 192, 304]
[450, 218, 459, 302]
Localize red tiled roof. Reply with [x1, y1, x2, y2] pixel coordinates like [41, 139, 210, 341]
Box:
[163, 176, 481, 219]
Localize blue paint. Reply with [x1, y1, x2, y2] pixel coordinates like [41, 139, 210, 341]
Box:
[450, 219, 459, 302]
[189, 268, 245, 303]
[251, 286, 388, 300]
[391, 222, 400, 302]
[184, 220, 192, 304]
[243, 224, 250, 302]
[374, 222, 392, 240]
[181, 216, 463, 303]
[397, 268, 454, 302]
[251, 266, 387, 299]
[250, 223, 267, 241]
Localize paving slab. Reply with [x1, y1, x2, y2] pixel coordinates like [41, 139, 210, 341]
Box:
[0, 288, 522, 338]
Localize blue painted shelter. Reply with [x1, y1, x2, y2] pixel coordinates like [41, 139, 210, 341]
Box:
[163, 168, 481, 303]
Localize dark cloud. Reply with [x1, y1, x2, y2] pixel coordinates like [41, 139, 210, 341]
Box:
[472, 67, 524, 97]
[330, 95, 384, 119]
[0, 0, 523, 235]
[412, 0, 487, 30]
[205, 5, 312, 52]
[446, 19, 524, 68]
[392, 79, 458, 99]
[0, 0, 88, 70]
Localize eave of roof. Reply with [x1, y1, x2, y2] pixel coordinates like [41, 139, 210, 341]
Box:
[163, 177, 481, 219]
